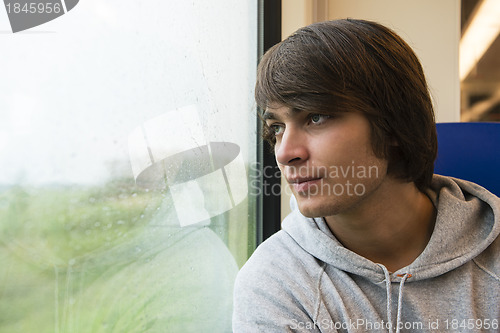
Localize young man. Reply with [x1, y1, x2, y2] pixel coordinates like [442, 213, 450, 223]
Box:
[233, 19, 500, 332]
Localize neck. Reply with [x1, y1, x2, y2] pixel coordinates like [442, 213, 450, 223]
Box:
[324, 179, 436, 272]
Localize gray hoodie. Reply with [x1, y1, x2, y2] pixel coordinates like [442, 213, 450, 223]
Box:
[233, 175, 500, 332]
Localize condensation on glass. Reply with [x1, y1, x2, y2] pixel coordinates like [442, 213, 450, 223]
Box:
[0, 1, 258, 332]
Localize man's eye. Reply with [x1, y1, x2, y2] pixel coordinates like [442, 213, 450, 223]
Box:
[310, 114, 330, 124]
[271, 124, 284, 136]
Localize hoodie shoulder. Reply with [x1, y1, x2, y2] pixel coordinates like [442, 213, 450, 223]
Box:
[233, 230, 324, 332]
[410, 175, 500, 279]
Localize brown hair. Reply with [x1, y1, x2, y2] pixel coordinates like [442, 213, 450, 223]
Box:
[256, 18, 437, 191]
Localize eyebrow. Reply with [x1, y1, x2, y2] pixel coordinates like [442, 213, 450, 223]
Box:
[262, 107, 302, 121]
[262, 111, 276, 120]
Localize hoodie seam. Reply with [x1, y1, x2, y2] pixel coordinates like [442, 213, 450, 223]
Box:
[472, 258, 500, 283]
[312, 263, 327, 324]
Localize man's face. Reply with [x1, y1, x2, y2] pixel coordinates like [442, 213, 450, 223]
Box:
[264, 103, 390, 218]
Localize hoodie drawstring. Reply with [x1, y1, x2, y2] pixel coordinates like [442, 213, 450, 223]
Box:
[395, 273, 410, 333]
[378, 265, 411, 333]
[381, 267, 393, 333]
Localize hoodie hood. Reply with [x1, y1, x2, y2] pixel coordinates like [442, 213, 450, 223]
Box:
[282, 174, 500, 282]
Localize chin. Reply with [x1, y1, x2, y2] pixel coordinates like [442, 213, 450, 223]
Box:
[295, 197, 338, 218]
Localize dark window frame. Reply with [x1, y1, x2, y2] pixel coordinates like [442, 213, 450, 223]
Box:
[256, 0, 282, 244]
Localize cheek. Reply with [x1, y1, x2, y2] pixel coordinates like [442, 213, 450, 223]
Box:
[346, 131, 379, 161]
[319, 133, 370, 161]
[320, 135, 387, 178]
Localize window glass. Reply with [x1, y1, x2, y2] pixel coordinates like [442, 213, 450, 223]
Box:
[0, 1, 257, 331]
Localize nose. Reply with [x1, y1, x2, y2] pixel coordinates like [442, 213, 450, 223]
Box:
[275, 127, 309, 166]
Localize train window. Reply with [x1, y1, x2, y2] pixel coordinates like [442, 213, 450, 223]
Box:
[0, 1, 258, 331]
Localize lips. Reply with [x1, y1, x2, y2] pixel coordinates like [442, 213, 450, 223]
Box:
[287, 176, 323, 193]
